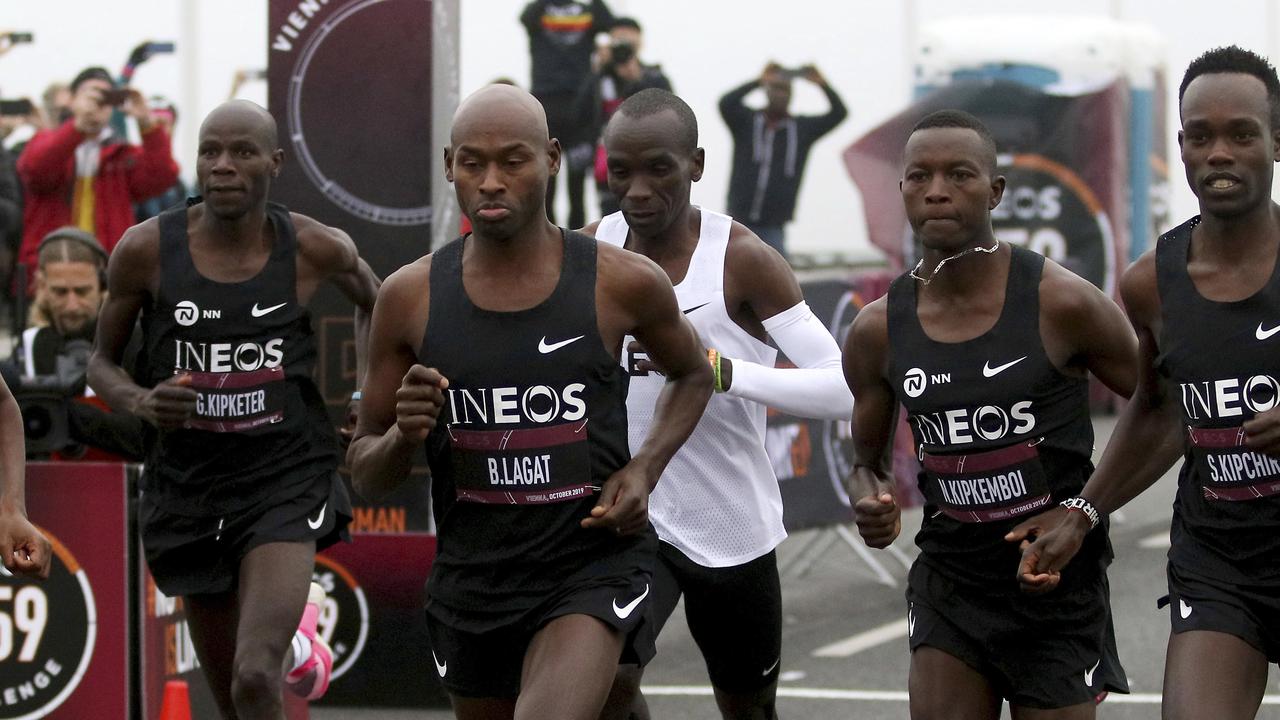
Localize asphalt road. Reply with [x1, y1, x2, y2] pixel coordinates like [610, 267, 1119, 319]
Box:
[313, 416, 1280, 720]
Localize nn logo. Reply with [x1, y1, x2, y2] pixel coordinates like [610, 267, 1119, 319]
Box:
[903, 368, 952, 399]
[174, 301, 221, 327]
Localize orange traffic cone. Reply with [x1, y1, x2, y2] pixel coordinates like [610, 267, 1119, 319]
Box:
[158, 680, 192, 720]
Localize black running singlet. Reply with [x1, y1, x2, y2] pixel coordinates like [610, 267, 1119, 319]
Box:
[421, 230, 650, 615]
[1156, 216, 1280, 585]
[887, 245, 1106, 589]
[139, 202, 339, 516]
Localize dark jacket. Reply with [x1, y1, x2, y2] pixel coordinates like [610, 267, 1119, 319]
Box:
[521, 0, 615, 97]
[575, 63, 672, 148]
[719, 79, 847, 226]
[17, 119, 178, 277]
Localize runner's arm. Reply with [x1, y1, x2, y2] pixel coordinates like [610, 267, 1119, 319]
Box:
[88, 222, 197, 428]
[347, 263, 442, 500]
[719, 231, 852, 420]
[0, 374, 50, 578]
[1017, 255, 1184, 589]
[582, 251, 712, 534]
[614, 254, 713, 490]
[842, 298, 901, 549]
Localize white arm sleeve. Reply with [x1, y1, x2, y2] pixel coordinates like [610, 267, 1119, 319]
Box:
[722, 301, 853, 420]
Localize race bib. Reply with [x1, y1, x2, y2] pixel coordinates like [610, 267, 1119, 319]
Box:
[447, 420, 596, 505]
[922, 440, 1053, 523]
[1188, 426, 1280, 501]
[183, 367, 286, 433]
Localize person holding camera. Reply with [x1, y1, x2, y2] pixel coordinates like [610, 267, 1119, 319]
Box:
[521, 0, 616, 230]
[719, 62, 847, 260]
[5, 227, 145, 461]
[576, 17, 672, 217]
[15, 66, 178, 289]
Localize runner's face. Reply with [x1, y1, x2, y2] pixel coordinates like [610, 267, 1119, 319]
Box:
[604, 110, 703, 238]
[447, 113, 557, 241]
[901, 127, 1004, 252]
[1179, 72, 1280, 219]
[196, 120, 280, 220]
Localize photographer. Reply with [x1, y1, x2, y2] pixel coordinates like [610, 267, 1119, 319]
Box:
[16, 66, 178, 289]
[9, 227, 143, 460]
[719, 62, 847, 259]
[576, 17, 672, 215]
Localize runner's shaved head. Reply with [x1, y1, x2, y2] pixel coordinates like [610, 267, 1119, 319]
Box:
[200, 99, 279, 149]
[450, 84, 550, 149]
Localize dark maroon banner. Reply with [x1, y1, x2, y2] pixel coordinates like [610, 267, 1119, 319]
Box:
[313, 533, 444, 708]
[4, 463, 131, 720]
[268, 0, 435, 413]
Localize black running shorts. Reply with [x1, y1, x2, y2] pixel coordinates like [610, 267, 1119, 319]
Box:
[1163, 561, 1280, 663]
[424, 549, 656, 698]
[140, 471, 352, 597]
[644, 542, 783, 692]
[906, 560, 1129, 709]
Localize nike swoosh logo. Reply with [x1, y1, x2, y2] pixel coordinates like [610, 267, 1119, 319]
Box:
[1084, 658, 1100, 686]
[251, 301, 287, 317]
[908, 609, 916, 638]
[1179, 598, 1193, 619]
[306, 502, 327, 530]
[538, 335, 585, 354]
[982, 356, 1027, 378]
[432, 650, 447, 677]
[1257, 322, 1280, 340]
[762, 657, 780, 676]
[682, 302, 711, 315]
[612, 583, 650, 620]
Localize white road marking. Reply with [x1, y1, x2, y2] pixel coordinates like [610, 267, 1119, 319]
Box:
[1138, 531, 1171, 549]
[640, 686, 1280, 705]
[810, 619, 909, 658]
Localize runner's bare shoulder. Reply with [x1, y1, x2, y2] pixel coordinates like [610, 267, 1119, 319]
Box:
[109, 217, 163, 295]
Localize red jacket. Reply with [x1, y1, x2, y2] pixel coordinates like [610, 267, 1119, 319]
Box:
[17, 119, 178, 277]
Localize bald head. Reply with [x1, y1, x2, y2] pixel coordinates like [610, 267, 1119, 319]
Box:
[450, 84, 549, 149]
[200, 99, 278, 150]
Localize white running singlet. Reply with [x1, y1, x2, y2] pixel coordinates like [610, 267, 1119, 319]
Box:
[597, 209, 784, 567]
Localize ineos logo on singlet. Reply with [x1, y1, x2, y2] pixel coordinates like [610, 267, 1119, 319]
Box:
[1180, 374, 1280, 420]
[447, 384, 587, 425]
[912, 401, 1036, 445]
[174, 338, 286, 372]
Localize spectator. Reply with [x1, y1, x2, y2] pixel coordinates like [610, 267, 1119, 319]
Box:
[12, 227, 144, 460]
[577, 17, 672, 215]
[135, 96, 189, 222]
[16, 66, 178, 288]
[720, 63, 847, 259]
[41, 82, 71, 127]
[521, 0, 615, 229]
[0, 109, 24, 301]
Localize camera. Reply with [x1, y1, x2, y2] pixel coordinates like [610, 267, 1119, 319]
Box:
[14, 340, 90, 457]
[609, 42, 636, 66]
[99, 88, 132, 107]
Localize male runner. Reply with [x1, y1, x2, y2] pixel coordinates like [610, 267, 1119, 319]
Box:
[88, 100, 379, 719]
[347, 84, 712, 720]
[844, 110, 1136, 719]
[1019, 46, 1280, 720]
[583, 89, 851, 720]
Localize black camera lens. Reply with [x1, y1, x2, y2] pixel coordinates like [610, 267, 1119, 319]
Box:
[23, 406, 53, 440]
[610, 43, 635, 65]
